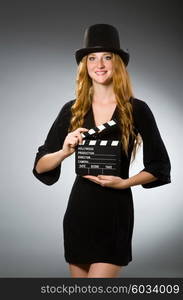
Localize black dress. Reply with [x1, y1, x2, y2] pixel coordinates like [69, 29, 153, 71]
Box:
[32, 98, 171, 266]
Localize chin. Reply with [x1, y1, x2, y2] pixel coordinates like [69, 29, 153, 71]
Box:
[95, 79, 112, 85]
[94, 77, 112, 85]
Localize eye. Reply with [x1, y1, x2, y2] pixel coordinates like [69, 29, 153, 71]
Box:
[104, 55, 112, 60]
[88, 56, 95, 61]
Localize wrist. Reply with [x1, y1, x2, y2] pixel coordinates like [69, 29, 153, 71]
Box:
[59, 149, 69, 160]
[120, 178, 131, 189]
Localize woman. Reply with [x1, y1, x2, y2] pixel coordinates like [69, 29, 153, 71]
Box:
[33, 24, 171, 278]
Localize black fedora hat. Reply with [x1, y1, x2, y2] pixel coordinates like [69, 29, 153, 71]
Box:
[75, 24, 129, 66]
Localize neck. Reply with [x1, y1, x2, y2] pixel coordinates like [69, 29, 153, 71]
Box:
[92, 82, 116, 104]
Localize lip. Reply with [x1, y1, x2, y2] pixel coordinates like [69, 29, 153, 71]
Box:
[95, 71, 107, 75]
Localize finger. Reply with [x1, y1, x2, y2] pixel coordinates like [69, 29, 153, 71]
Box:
[74, 132, 85, 145]
[90, 179, 99, 184]
[77, 132, 84, 145]
[97, 175, 112, 180]
[99, 179, 112, 187]
[71, 133, 81, 145]
[83, 175, 102, 185]
[95, 179, 107, 187]
[83, 177, 98, 184]
[72, 129, 88, 145]
[69, 137, 78, 147]
[76, 128, 89, 134]
[83, 175, 99, 180]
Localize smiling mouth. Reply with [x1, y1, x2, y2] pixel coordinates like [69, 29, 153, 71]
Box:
[95, 71, 107, 76]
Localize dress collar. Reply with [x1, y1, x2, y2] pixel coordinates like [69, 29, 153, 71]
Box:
[84, 104, 118, 129]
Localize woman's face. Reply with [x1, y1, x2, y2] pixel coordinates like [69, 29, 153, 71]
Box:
[86, 52, 113, 85]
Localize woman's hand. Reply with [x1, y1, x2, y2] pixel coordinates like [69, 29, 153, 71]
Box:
[83, 175, 129, 189]
[62, 127, 88, 158]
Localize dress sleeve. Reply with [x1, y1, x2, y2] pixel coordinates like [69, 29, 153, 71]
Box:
[32, 100, 74, 185]
[132, 99, 171, 188]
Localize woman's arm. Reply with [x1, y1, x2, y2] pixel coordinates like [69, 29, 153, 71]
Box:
[83, 99, 171, 189]
[83, 171, 157, 189]
[122, 171, 157, 188]
[35, 150, 68, 174]
[33, 100, 75, 185]
[35, 127, 88, 174]
[131, 99, 171, 188]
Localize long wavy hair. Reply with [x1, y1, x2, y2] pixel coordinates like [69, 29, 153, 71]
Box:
[69, 53, 141, 162]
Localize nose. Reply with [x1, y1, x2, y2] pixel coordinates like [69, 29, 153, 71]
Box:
[96, 58, 105, 68]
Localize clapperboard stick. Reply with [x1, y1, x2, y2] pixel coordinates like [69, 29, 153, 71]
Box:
[81, 119, 117, 139]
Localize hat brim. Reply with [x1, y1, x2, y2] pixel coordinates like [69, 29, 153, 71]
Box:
[75, 47, 129, 66]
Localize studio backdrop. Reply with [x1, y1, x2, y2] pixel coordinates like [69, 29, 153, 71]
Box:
[0, 0, 182, 277]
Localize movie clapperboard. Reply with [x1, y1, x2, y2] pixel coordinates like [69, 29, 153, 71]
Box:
[75, 120, 121, 176]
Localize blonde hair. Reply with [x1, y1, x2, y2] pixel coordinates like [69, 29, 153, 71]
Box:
[69, 53, 141, 162]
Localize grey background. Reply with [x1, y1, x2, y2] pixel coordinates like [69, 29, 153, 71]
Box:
[0, 0, 182, 277]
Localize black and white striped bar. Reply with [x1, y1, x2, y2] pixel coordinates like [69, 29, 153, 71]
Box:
[81, 119, 117, 139]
